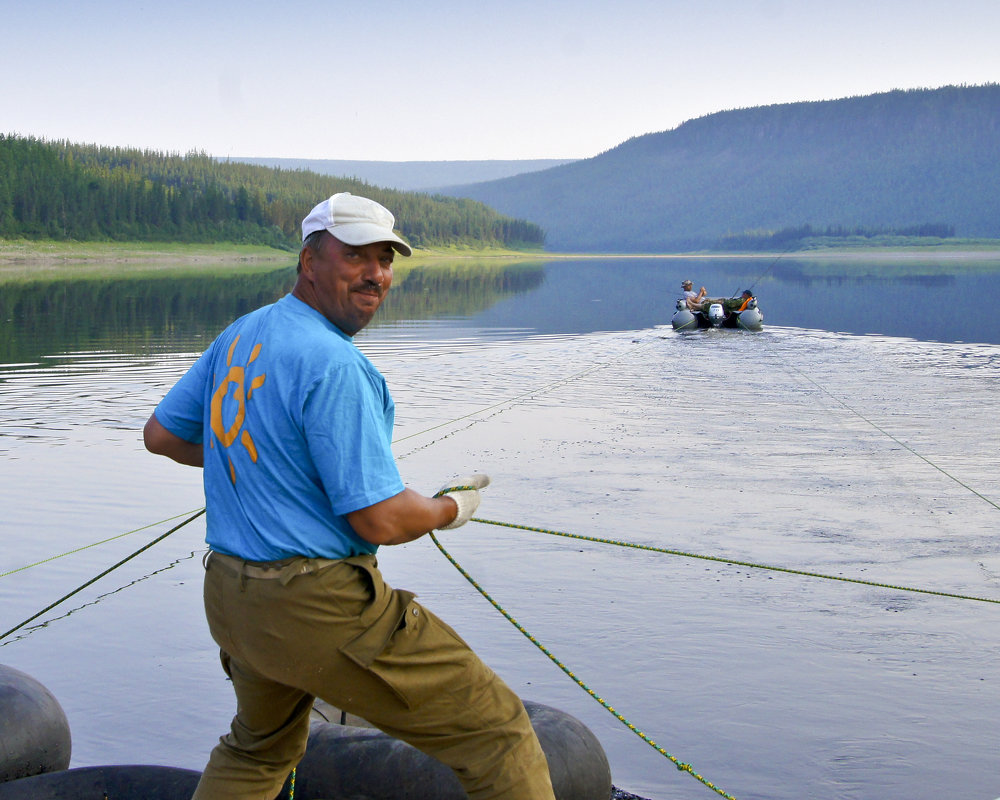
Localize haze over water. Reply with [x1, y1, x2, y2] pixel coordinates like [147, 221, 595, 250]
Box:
[2, 256, 999, 800]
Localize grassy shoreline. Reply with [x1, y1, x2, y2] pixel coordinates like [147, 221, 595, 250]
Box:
[3, 238, 1000, 274]
[0, 240, 296, 264]
[0, 238, 551, 270]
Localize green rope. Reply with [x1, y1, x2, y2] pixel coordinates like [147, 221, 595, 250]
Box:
[393, 338, 654, 447]
[783, 362, 1000, 514]
[471, 517, 1000, 605]
[0, 509, 206, 643]
[0, 508, 207, 580]
[393, 367, 601, 444]
[430, 532, 737, 800]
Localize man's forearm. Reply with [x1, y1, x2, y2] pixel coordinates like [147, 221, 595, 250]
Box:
[143, 413, 204, 467]
[347, 488, 458, 546]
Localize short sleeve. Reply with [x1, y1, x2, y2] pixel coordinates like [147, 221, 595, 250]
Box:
[154, 348, 212, 444]
[302, 361, 403, 515]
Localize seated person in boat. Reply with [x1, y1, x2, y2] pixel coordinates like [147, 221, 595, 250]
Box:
[682, 279, 707, 310]
[691, 290, 755, 314]
[722, 289, 753, 314]
[720, 290, 754, 312]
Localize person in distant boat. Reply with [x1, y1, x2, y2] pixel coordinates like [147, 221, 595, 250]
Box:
[682, 279, 707, 310]
[143, 192, 556, 800]
[720, 289, 755, 313]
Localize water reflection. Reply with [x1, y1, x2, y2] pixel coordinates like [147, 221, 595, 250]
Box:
[763, 258, 1000, 343]
[0, 268, 297, 364]
[0, 261, 547, 365]
[775, 264, 955, 287]
[381, 260, 546, 323]
[3, 256, 1000, 372]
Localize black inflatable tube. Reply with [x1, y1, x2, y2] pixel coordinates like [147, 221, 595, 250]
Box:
[0, 700, 611, 800]
[0, 765, 201, 800]
[285, 700, 611, 800]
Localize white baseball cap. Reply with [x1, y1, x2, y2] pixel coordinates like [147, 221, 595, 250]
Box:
[301, 192, 412, 256]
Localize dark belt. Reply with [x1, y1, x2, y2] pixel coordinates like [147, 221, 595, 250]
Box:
[208, 550, 341, 581]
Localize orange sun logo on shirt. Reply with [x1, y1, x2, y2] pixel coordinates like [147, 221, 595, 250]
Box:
[210, 335, 266, 484]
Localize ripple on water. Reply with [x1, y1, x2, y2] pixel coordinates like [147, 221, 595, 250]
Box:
[2, 324, 1000, 800]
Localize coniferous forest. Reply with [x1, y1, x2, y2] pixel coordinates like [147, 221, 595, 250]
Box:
[0, 135, 545, 250]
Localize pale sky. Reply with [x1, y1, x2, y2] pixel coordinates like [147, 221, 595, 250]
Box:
[3, 0, 998, 161]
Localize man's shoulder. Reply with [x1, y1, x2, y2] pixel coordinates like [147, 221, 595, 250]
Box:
[257, 298, 370, 374]
[234, 296, 338, 346]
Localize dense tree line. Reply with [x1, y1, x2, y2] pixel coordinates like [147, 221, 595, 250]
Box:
[0, 135, 545, 249]
[716, 222, 956, 251]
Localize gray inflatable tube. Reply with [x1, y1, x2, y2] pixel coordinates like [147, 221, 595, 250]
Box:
[0, 700, 611, 800]
[0, 664, 71, 783]
[0, 765, 201, 800]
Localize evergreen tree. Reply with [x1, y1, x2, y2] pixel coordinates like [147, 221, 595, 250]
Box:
[0, 134, 545, 250]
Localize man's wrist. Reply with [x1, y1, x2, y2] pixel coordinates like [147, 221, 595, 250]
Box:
[440, 494, 459, 526]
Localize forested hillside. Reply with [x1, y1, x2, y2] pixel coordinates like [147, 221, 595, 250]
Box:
[228, 157, 576, 191]
[442, 84, 1000, 252]
[0, 136, 545, 250]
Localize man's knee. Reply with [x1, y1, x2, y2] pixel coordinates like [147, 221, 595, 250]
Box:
[458, 711, 555, 800]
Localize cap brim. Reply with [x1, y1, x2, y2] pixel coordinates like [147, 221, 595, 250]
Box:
[328, 222, 412, 257]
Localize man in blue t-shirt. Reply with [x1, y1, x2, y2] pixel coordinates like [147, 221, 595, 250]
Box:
[144, 193, 555, 800]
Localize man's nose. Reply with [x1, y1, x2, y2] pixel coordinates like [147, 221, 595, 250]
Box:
[361, 256, 386, 284]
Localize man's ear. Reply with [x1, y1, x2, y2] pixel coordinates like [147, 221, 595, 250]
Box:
[298, 244, 317, 280]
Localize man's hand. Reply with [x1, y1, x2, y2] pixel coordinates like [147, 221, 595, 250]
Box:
[435, 474, 490, 530]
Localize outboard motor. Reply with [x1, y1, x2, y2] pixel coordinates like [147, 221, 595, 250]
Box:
[707, 303, 726, 326]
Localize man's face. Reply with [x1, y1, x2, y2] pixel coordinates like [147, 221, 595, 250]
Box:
[302, 234, 395, 335]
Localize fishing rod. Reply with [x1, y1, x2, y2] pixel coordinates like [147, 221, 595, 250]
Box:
[732, 244, 797, 298]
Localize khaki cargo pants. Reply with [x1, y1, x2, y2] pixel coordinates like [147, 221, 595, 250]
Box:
[192, 551, 555, 800]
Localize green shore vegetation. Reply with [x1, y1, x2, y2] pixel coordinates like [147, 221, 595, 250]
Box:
[4, 236, 1000, 283]
[0, 238, 553, 284]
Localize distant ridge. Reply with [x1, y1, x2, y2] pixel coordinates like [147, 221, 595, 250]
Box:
[437, 84, 1000, 252]
[223, 157, 576, 192]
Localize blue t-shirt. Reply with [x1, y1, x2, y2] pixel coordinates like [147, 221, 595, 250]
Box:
[154, 294, 405, 561]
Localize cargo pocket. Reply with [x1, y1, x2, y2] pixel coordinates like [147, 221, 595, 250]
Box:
[339, 587, 418, 707]
[339, 566, 474, 711]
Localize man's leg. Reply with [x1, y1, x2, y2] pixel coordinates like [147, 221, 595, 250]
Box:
[191, 653, 313, 800]
[201, 553, 554, 800]
[291, 557, 555, 800]
[339, 611, 555, 800]
[193, 555, 313, 800]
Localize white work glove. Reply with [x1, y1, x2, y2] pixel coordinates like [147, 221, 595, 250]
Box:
[435, 474, 490, 530]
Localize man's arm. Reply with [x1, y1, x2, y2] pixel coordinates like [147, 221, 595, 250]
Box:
[143, 413, 204, 467]
[347, 489, 458, 546]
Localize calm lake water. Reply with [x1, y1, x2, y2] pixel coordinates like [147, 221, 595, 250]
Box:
[2, 255, 1000, 800]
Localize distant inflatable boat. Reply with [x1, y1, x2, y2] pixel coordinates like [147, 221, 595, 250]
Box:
[671, 293, 764, 331]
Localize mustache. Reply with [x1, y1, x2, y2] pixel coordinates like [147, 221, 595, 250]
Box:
[358, 279, 385, 295]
